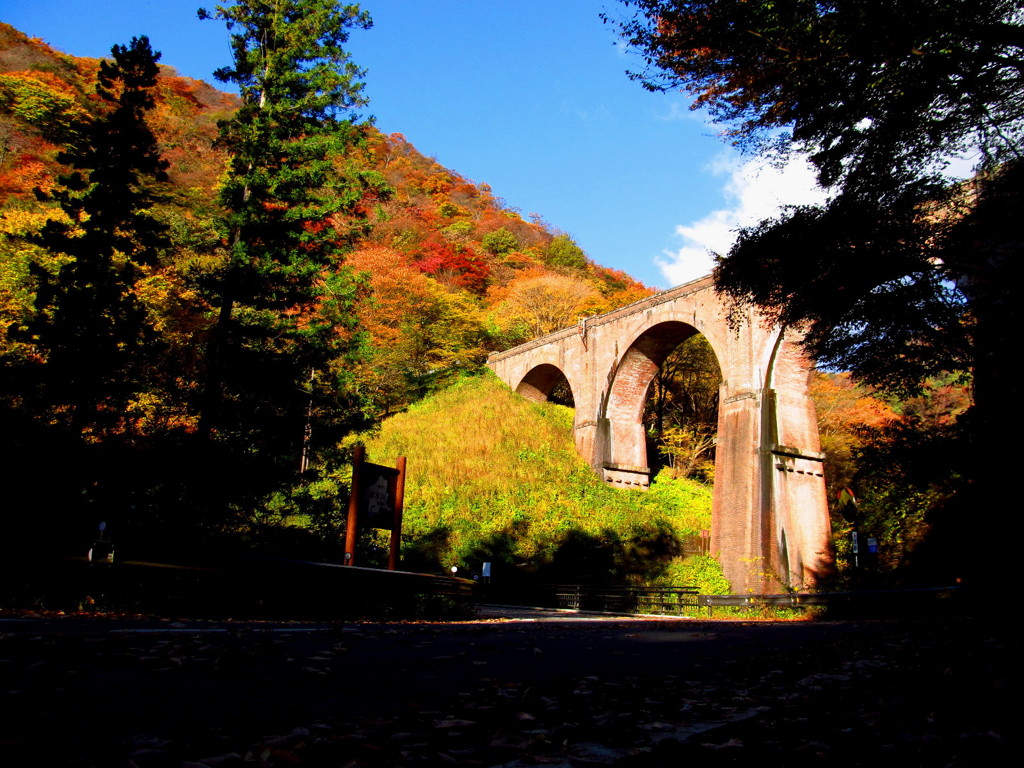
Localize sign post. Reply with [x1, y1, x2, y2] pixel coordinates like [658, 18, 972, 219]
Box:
[388, 456, 407, 571]
[343, 446, 365, 566]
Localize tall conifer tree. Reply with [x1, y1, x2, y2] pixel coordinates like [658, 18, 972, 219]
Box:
[197, 1, 383, 511]
[0, 37, 170, 556]
[24, 35, 169, 435]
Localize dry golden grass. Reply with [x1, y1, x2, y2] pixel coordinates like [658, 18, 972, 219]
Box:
[357, 372, 719, 587]
[361, 372, 583, 502]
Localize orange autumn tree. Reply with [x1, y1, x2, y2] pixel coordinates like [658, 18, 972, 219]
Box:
[810, 371, 897, 501]
[348, 245, 489, 409]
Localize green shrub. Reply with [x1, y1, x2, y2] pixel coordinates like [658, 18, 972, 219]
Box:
[481, 226, 518, 255]
[656, 553, 730, 595]
[544, 234, 587, 270]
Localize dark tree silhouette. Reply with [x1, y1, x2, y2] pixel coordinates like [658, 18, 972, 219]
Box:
[610, 0, 1024, 587]
[21, 35, 169, 434]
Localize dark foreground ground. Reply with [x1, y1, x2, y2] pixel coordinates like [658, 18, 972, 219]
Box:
[0, 607, 1013, 767]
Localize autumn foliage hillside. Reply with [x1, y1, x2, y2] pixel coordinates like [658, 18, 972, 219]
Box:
[0, 23, 656, 564]
[0, 23, 235, 203]
[0, 23, 652, 417]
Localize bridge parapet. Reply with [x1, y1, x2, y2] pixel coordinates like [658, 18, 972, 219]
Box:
[486, 275, 716, 365]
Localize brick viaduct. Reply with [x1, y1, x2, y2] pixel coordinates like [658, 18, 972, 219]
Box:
[487, 275, 831, 593]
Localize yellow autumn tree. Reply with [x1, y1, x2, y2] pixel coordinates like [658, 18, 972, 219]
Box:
[0, 205, 71, 360]
[492, 270, 601, 339]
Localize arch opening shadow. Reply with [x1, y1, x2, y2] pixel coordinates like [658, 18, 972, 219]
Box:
[516, 363, 575, 407]
[643, 333, 722, 480]
[779, 529, 791, 589]
[603, 322, 722, 489]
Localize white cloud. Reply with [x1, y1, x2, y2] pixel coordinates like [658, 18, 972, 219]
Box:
[656, 100, 705, 123]
[658, 152, 830, 286]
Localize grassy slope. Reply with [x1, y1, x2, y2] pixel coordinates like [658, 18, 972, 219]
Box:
[359, 372, 729, 592]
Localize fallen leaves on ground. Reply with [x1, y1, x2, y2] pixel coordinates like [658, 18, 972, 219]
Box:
[0, 615, 1012, 767]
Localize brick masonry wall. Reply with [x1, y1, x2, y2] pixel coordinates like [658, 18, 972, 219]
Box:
[488, 278, 832, 592]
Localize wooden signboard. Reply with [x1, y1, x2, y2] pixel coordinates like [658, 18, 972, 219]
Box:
[343, 446, 407, 570]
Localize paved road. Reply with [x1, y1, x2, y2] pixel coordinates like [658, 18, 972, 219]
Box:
[0, 607, 1009, 767]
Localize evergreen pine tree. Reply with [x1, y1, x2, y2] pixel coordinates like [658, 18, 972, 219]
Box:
[0, 37, 170, 557]
[196, 1, 386, 520]
[24, 35, 169, 435]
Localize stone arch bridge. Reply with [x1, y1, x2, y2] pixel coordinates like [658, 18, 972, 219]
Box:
[487, 275, 831, 592]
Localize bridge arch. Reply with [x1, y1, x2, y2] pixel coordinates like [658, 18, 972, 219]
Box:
[601, 321, 715, 486]
[488, 276, 831, 592]
[515, 363, 575, 406]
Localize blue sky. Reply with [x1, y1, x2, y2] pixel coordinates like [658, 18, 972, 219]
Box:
[1, 0, 825, 288]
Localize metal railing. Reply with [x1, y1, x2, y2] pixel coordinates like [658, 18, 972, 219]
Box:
[507, 584, 700, 616]
[3, 556, 478, 620]
[698, 586, 966, 618]
[490, 584, 966, 619]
